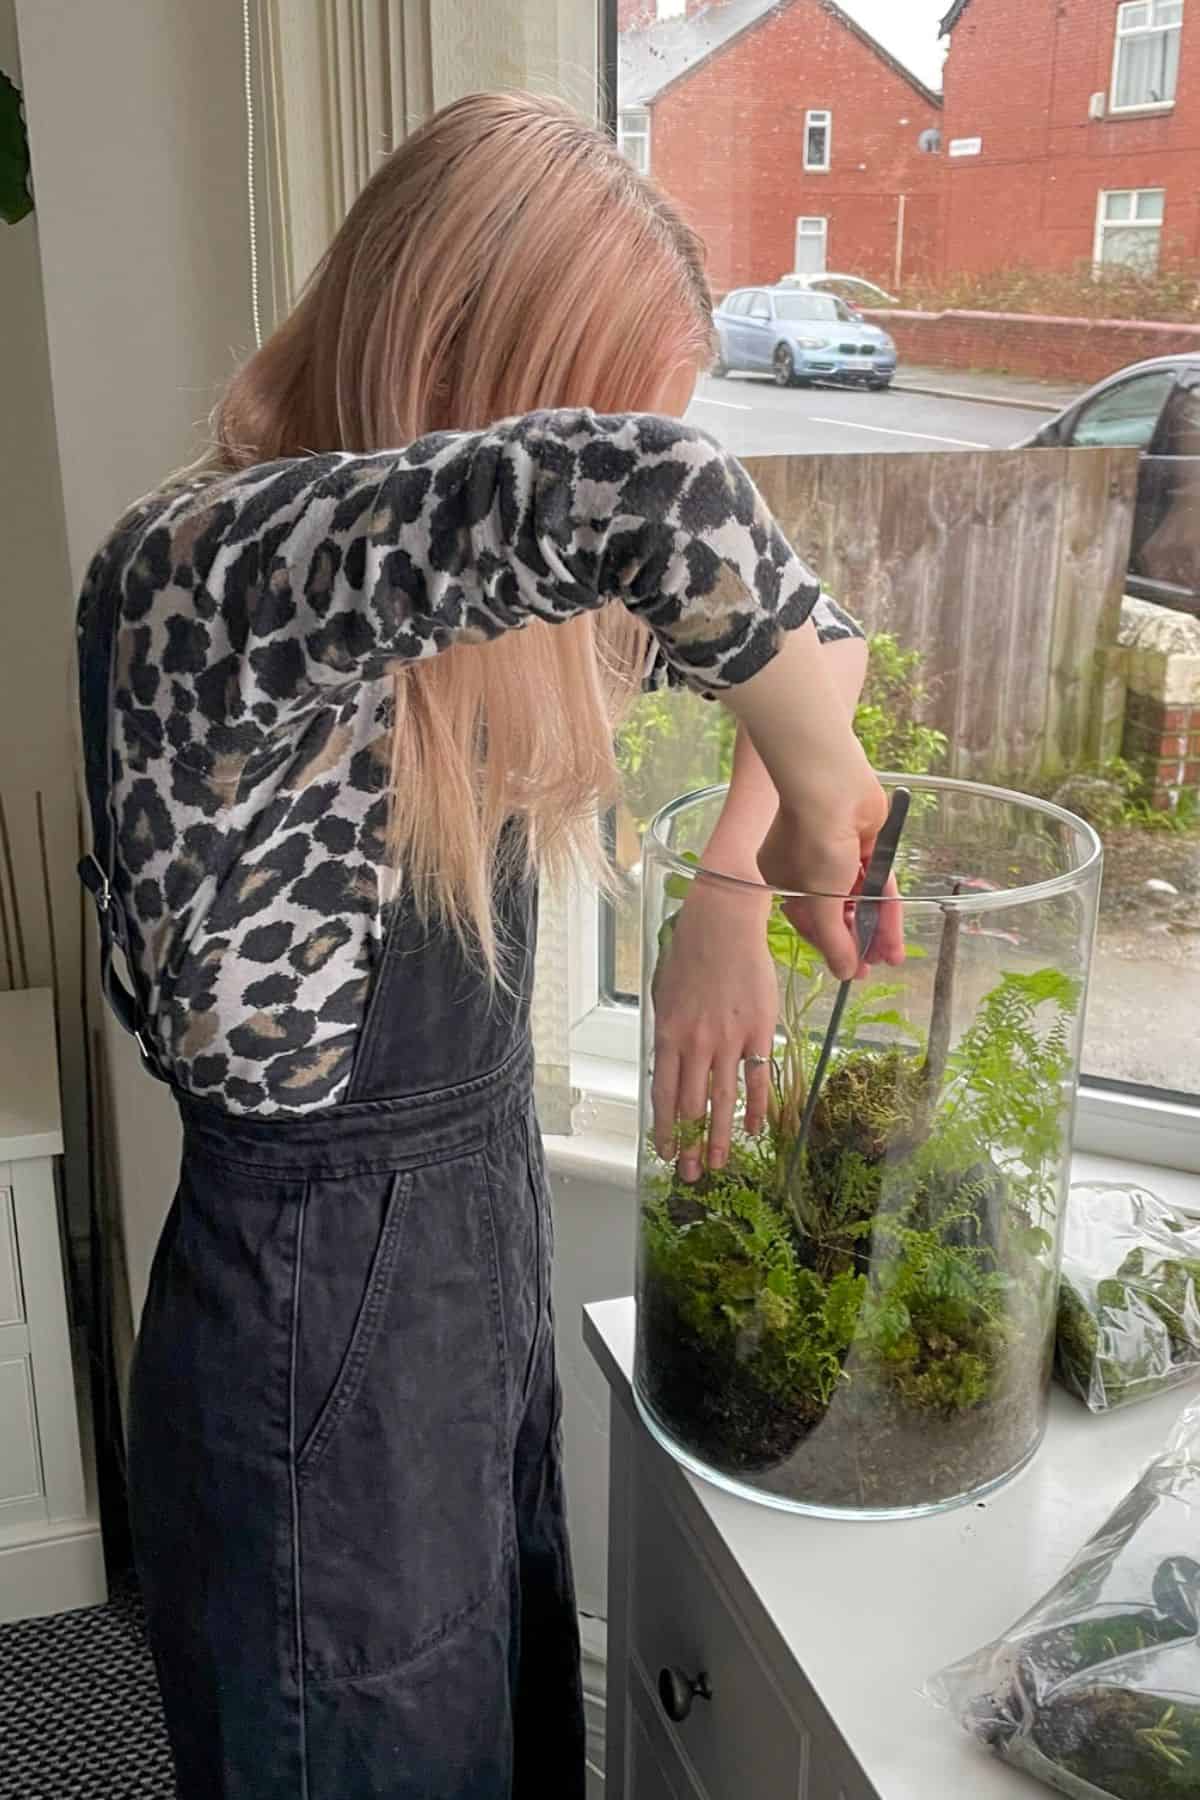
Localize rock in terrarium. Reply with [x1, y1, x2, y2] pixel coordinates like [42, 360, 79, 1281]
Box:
[635, 777, 1102, 1518]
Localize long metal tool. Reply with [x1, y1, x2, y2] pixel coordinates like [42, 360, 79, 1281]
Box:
[784, 787, 911, 1193]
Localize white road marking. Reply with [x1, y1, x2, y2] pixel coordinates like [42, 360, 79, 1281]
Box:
[809, 416, 990, 449]
[690, 395, 753, 412]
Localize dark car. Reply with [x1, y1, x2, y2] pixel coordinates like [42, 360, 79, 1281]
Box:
[1019, 355, 1200, 616]
[713, 285, 898, 390]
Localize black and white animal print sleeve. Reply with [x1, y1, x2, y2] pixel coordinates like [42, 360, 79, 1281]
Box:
[109, 410, 841, 741]
[80, 409, 863, 1117]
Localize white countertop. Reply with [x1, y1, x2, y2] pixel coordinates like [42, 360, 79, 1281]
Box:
[0, 987, 64, 1161]
[585, 1294, 1191, 1800]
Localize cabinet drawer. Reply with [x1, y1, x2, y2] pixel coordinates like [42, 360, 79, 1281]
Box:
[0, 1356, 42, 1504]
[629, 1463, 807, 1800]
[629, 1670, 706, 1800]
[0, 1188, 22, 1326]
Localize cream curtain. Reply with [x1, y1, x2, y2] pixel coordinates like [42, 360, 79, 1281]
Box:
[250, 0, 602, 1131]
[252, 0, 602, 311]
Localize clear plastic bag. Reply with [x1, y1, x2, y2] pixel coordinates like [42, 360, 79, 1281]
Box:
[929, 1400, 1200, 1798]
[1057, 1184, 1200, 1412]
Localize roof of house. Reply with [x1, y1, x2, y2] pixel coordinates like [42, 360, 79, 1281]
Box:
[619, 0, 944, 110]
[939, 0, 973, 30]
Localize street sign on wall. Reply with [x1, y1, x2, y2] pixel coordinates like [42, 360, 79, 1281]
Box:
[949, 137, 983, 157]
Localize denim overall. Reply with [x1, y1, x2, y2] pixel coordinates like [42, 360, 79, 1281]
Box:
[78, 591, 585, 1797]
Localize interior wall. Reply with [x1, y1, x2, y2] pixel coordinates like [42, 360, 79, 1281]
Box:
[0, 2, 89, 1241]
[13, 0, 256, 1332]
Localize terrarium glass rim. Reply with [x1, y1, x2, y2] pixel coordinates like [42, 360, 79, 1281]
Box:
[646, 773, 1104, 912]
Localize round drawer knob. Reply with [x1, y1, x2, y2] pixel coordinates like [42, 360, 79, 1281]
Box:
[658, 1665, 713, 1723]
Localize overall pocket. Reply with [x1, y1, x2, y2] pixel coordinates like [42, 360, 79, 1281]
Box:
[292, 1149, 510, 1685]
[292, 1169, 413, 1475]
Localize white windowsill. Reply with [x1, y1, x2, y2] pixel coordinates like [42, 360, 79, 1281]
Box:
[1106, 100, 1175, 116]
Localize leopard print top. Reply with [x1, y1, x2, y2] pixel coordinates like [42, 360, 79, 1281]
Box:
[79, 409, 861, 1115]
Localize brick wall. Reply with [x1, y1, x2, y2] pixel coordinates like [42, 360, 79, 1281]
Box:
[942, 0, 1200, 273]
[644, 0, 941, 294]
[869, 307, 1200, 385]
[1117, 600, 1200, 812]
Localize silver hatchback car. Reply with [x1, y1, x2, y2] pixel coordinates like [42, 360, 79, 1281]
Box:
[714, 285, 898, 390]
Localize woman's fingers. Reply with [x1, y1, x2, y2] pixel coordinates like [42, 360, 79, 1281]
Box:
[742, 1051, 772, 1137]
[675, 1049, 713, 1182]
[651, 1047, 681, 1161]
[782, 895, 860, 981]
[655, 1041, 774, 1179]
[705, 1053, 742, 1173]
[870, 874, 906, 966]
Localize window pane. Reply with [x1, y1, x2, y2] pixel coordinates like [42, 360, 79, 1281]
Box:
[612, 0, 1200, 1104]
[1156, 0, 1184, 24]
[1100, 221, 1163, 270]
[1161, 381, 1200, 456]
[1115, 24, 1180, 105]
[1069, 371, 1176, 447]
[773, 292, 839, 320]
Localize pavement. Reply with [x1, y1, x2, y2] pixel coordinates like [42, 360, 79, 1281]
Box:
[685, 368, 1072, 457]
[892, 363, 1085, 414]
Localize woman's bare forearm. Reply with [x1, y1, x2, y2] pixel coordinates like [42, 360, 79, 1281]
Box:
[702, 636, 869, 882]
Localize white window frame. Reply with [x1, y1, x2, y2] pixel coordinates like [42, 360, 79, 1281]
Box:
[804, 108, 832, 172]
[1093, 186, 1166, 269]
[794, 214, 829, 273]
[1110, 0, 1183, 113]
[617, 106, 651, 175]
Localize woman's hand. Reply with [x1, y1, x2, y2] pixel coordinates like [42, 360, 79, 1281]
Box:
[720, 623, 890, 980]
[651, 877, 776, 1180]
[756, 784, 888, 980]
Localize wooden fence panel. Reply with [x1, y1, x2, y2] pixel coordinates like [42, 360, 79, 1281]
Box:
[744, 445, 1138, 783]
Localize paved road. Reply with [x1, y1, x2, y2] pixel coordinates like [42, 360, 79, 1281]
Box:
[685, 371, 1052, 457]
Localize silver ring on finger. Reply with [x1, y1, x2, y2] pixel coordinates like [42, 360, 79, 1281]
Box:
[743, 1052, 771, 1070]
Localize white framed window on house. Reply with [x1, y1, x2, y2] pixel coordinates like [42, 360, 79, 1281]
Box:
[804, 109, 832, 171]
[793, 214, 828, 273]
[1111, 0, 1183, 110]
[1094, 187, 1166, 270]
[617, 107, 650, 173]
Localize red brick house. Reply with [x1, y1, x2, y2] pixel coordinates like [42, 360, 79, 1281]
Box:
[940, 0, 1200, 275]
[617, 0, 944, 295]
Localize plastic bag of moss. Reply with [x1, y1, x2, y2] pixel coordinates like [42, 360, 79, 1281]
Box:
[1057, 1184, 1200, 1412]
[929, 1399, 1200, 1799]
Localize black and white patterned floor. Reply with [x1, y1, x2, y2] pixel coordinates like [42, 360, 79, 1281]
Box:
[0, 1578, 174, 1799]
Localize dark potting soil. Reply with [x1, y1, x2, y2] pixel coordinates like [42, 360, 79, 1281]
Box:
[1003, 1685, 1200, 1798]
[638, 1286, 1052, 1510]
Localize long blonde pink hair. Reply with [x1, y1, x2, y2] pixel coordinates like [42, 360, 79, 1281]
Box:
[210, 90, 713, 968]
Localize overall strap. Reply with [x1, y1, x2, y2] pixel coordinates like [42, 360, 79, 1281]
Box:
[76, 553, 170, 1085]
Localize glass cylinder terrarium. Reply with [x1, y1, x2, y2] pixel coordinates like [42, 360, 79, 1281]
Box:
[635, 776, 1102, 1518]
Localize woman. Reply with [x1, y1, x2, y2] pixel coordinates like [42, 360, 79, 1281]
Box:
[77, 93, 888, 1798]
